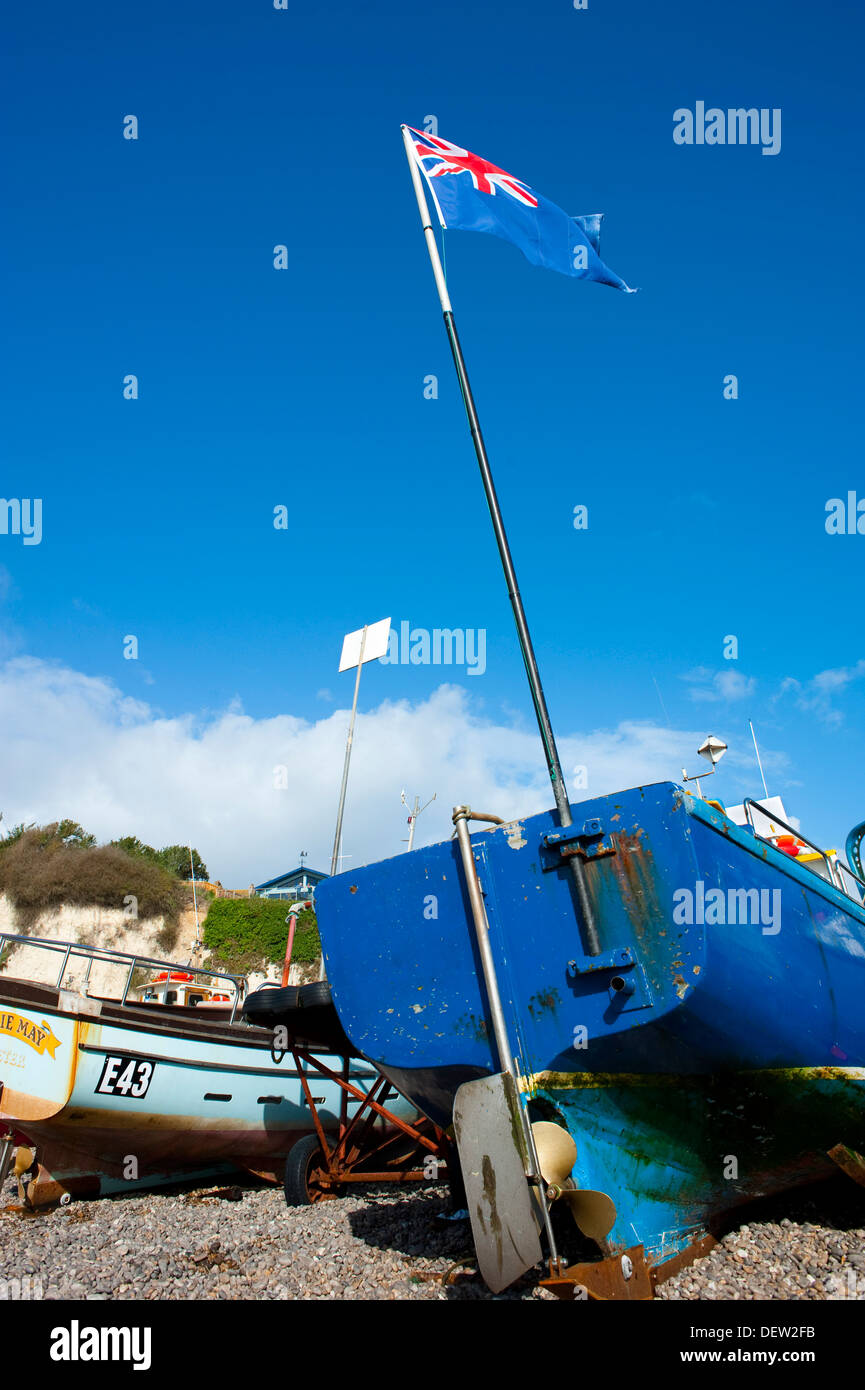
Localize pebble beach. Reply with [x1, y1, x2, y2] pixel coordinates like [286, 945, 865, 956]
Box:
[3, 1173, 865, 1302]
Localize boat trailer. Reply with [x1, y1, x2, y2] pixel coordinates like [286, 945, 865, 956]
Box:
[276, 1036, 449, 1205]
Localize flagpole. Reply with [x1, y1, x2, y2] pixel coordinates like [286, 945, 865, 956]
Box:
[400, 125, 600, 955]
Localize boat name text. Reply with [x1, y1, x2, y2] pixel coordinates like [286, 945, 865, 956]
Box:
[0, 1011, 61, 1057]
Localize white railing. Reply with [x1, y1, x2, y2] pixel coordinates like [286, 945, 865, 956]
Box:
[0, 933, 246, 1022]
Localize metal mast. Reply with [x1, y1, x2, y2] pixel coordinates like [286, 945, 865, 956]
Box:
[401, 126, 600, 953]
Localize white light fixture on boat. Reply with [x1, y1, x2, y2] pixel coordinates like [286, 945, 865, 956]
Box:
[682, 734, 727, 798]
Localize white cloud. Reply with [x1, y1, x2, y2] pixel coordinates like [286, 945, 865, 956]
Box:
[775, 660, 865, 726]
[812, 660, 865, 694]
[0, 656, 767, 886]
[682, 667, 756, 703]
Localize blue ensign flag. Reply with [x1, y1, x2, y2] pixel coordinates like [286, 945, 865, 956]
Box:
[408, 127, 634, 293]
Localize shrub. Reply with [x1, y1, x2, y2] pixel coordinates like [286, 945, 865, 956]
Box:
[109, 836, 163, 867]
[109, 837, 208, 880]
[203, 898, 320, 974]
[157, 844, 209, 881]
[0, 824, 182, 930]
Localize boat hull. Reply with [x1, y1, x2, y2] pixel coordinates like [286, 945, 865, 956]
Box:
[315, 781, 865, 1264]
[0, 980, 405, 1202]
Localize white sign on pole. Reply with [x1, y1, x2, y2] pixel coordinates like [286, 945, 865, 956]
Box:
[338, 617, 391, 673]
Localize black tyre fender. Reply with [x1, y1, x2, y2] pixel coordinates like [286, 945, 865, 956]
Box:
[298, 981, 332, 1009]
[242, 986, 299, 1023]
[284, 1134, 327, 1206]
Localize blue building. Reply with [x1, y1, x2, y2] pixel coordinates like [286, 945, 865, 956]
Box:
[254, 865, 329, 903]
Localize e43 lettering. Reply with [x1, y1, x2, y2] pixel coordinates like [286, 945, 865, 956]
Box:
[95, 1055, 154, 1098]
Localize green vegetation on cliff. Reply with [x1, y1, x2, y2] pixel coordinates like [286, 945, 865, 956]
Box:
[109, 837, 208, 881]
[0, 821, 184, 929]
[203, 898, 321, 974]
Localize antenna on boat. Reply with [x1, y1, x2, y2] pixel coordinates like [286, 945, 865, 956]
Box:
[749, 720, 770, 801]
[401, 789, 436, 851]
[401, 126, 601, 955]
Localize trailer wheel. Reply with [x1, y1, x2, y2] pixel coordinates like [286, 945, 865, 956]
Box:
[283, 1135, 339, 1206]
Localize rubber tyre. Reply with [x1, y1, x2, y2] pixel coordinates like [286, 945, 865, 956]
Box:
[298, 981, 332, 1009]
[284, 1135, 329, 1206]
[242, 986, 299, 1024]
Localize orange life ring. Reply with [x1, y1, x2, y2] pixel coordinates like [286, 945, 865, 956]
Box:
[773, 834, 804, 858]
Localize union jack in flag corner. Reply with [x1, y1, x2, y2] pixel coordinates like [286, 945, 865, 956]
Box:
[406, 127, 635, 293]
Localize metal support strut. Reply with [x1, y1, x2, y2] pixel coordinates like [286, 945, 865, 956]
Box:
[453, 806, 561, 1273]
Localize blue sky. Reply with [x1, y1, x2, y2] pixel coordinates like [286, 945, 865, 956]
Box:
[2, 0, 863, 881]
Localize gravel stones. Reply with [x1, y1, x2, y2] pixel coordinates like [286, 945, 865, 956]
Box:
[657, 1181, 865, 1301]
[3, 1173, 864, 1301]
[0, 1180, 546, 1301]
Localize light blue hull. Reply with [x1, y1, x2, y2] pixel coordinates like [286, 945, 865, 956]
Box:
[1, 987, 413, 1198]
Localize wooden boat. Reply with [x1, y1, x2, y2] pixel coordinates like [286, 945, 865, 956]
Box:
[0, 932, 402, 1207]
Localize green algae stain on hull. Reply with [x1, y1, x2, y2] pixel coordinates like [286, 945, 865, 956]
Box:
[526, 1066, 865, 1254]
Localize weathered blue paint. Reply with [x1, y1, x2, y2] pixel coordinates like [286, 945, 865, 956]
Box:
[316, 781, 865, 1266]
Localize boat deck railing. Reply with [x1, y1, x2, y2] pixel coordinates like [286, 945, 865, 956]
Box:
[0, 933, 246, 1023]
[744, 798, 865, 906]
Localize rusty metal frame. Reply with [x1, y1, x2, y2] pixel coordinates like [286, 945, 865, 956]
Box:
[539, 1231, 718, 1301]
[289, 1043, 446, 1198]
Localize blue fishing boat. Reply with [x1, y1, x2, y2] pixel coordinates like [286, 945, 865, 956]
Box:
[312, 126, 865, 1298]
[316, 781, 865, 1292]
